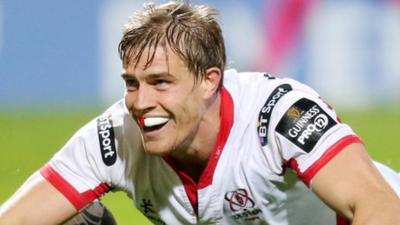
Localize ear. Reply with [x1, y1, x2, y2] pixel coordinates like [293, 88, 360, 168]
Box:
[201, 67, 222, 99]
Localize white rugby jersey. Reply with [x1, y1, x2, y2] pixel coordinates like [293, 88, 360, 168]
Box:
[41, 69, 395, 225]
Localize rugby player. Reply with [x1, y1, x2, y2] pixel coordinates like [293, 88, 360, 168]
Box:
[1, 1, 400, 224]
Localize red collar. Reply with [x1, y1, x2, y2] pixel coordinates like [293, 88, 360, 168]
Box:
[163, 87, 234, 211]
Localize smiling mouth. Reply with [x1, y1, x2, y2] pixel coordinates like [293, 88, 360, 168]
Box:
[141, 117, 169, 133]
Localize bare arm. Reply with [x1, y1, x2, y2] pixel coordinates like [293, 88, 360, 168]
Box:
[0, 171, 77, 225]
[311, 143, 400, 225]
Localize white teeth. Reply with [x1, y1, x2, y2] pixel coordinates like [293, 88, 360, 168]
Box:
[144, 117, 169, 127]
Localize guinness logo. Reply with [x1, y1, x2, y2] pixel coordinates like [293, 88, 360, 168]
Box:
[287, 107, 301, 118]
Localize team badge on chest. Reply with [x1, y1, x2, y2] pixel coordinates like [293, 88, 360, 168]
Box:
[224, 188, 262, 223]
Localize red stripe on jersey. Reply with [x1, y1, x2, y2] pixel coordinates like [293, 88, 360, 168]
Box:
[163, 157, 199, 213]
[163, 87, 234, 214]
[198, 87, 234, 189]
[40, 164, 110, 210]
[336, 214, 350, 225]
[301, 135, 363, 186]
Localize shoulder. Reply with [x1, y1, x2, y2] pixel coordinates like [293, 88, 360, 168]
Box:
[77, 99, 132, 140]
[57, 99, 141, 168]
[48, 99, 141, 190]
[222, 70, 322, 123]
[223, 69, 319, 100]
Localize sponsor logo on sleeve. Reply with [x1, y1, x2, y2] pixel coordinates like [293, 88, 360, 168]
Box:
[276, 98, 337, 152]
[97, 115, 117, 166]
[258, 84, 293, 146]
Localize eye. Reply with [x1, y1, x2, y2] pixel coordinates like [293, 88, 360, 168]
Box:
[152, 79, 170, 90]
[124, 79, 139, 91]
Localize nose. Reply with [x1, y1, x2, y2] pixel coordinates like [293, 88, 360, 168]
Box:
[130, 85, 156, 114]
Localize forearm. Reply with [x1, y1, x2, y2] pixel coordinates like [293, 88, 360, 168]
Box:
[0, 204, 21, 225]
[351, 191, 400, 225]
[311, 143, 400, 225]
[0, 173, 39, 224]
[0, 172, 77, 225]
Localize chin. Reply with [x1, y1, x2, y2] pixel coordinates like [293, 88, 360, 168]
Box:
[143, 142, 172, 156]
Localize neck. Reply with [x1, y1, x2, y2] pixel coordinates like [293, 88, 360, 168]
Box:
[169, 92, 221, 181]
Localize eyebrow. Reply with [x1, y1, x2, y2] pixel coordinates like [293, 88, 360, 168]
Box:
[121, 73, 135, 80]
[121, 72, 174, 80]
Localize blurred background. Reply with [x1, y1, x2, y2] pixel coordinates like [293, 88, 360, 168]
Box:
[1, 0, 399, 224]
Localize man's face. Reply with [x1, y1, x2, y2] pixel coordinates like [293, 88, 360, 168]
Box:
[122, 46, 207, 156]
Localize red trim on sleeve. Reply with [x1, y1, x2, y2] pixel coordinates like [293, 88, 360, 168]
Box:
[287, 158, 301, 176]
[300, 135, 363, 186]
[40, 164, 110, 210]
[336, 214, 350, 225]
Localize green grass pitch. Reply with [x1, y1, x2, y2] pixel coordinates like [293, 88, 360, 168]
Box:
[0, 107, 399, 224]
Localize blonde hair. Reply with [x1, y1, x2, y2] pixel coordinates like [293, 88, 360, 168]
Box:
[118, 1, 226, 87]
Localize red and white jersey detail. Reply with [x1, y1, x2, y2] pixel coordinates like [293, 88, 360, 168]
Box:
[41, 69, 400, 224]
[40, 165, 110, 210]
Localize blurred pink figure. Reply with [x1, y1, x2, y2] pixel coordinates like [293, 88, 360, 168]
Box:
[256, 0, 315, 73]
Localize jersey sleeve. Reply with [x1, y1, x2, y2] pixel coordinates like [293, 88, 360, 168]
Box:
[39, 114, 122, 210]
[265, 84, 363, 186]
